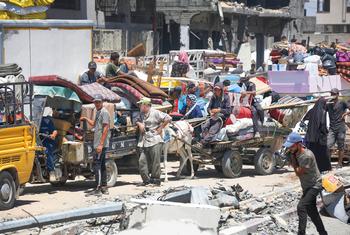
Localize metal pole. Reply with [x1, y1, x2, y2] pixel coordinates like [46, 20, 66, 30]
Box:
[0, 202, 124, 233]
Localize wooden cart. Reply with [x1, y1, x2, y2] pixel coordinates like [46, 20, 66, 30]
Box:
[187, 128, 290, 178]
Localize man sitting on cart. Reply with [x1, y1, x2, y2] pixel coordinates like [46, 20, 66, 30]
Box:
[237, 74, 264, 138]
[200, 82, 231, 145]
[39, 115, 58, 182]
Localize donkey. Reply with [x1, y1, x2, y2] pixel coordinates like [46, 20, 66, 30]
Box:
[162, 120, 194, 182]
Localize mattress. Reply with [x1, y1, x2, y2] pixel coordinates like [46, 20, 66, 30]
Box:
[29, 75, 120, 104]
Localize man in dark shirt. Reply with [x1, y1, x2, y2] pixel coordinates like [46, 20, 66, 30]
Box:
[201, 82, 231, 145]
[40, 116, 58, 182]
[80, 61, 104, 85]
[238, 75, 264, 137]
[283, 132, 327, 235]
[326, 88, 350, 167]
[105, 52, 127, 78]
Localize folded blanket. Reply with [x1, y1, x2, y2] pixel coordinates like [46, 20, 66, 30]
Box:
[79, 83, 121, 103]
[108, 74, 168, 98]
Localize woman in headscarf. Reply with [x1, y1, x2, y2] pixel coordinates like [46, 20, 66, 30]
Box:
[180, 94, 203, 119]
[171, 51, 190, 77]
[303, 97, 331, 172]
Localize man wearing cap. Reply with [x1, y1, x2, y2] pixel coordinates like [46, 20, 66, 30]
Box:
[201, 82, 231, 145]
[238, 74, 264, 137]
[80, 61, 105, 85]
[283, 132, 327, 235]
[136, 97, 172, 186]
[80, 94, 111, 195]
[326, 88, 350, 167]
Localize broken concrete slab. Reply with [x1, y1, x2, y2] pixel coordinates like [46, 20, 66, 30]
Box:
[247, 200, 267, 214]
[191, 187, 212, 205]
[211, 192, 239, 208]
[119, 220, 216, 235]
[129, 198, 220, 231]
[219, 225, 247, 235]
[161, 188, 192, 203]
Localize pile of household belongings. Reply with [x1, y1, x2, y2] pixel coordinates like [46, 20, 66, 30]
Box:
[335, 43, 350, 83]
[29, 75, 121, 134]
[271, 39, 339, 76]
[212, 77, 304, 142]
[204, 52, 241, 70]
[106, 74, 169, 106]
[0, 0, 54, 20]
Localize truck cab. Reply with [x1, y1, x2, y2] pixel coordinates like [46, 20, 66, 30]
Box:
[0, 81, 36, 210]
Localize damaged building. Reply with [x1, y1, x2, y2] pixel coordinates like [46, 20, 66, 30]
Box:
[47, 0, 305, 66]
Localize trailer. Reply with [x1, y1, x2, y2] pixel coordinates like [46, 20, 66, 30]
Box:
[187, 127, 291, 178]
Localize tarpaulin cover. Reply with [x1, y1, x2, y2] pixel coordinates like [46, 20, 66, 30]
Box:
[30, 75, 93, 103]
[33, 85, 82, 112]
[79, 82, 121, 103]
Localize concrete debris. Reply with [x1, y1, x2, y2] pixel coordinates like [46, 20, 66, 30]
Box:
[211, 192, 239, 208]
[161, 188, 192, 203]
[118, 220, 216, 235]
[129, 198, 221, 231]
[247, 200, 267, 214]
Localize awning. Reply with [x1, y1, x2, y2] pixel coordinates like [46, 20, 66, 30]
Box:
[33, 85, 82, 112]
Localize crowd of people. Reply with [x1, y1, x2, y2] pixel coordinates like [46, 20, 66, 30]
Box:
[37, 49, 350, 234]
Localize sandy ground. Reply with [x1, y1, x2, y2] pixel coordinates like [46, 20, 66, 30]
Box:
[2, 162, 300, 220]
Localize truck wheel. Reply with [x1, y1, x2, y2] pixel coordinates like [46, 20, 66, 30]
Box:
[254, 148, 276, 175]
[106, 159, 118, 187]
[222, 150, 242, 178]
[0, 171, 16, 210]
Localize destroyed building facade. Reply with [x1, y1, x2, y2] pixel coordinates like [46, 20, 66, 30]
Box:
[47, 0, 305, 66]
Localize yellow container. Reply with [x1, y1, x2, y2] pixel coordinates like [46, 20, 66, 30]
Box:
[322, 174, 343, 193]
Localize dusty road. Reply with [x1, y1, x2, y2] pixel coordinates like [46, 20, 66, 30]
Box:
[2, 163, 349, 235]
[2, 162, 299, 220]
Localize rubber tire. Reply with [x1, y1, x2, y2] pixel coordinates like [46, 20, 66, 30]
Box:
[254, 148, 276, 175]
[106, 159, 118, 187]
[0, 171, 16, 210]
[221, 150, 242, 178]
[214, 165, 223, 173]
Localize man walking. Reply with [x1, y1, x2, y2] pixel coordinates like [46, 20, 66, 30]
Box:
[327, 88, 350, 167]
[136, 97, 171, 186]
[283, 132, 328, 235]
[80, 94, 111, 195]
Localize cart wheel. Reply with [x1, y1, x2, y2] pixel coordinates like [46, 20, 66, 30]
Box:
[214, 165, 223, 173]
[0, 171, 16, 210]
[106, 159, 118, 187]
[222, 150, 242, 178]
[254, 148, 276, 175]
